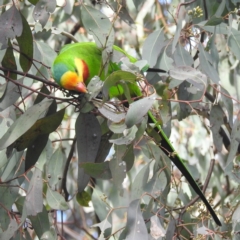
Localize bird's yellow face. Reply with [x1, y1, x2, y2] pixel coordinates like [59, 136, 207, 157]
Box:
[60, 58, 89, 93]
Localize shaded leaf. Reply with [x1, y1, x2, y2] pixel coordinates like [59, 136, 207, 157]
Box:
[228, 30, 240, 61]
[205, 16, 223, 26]
[1, 43, 17, 79]
[225, 117, 240, 169]
[80, 162, 112, 179]
[210, 105, 224, 152]
[15, 108, 65, 151]
[76, 191, 91, 207]
[0, 99, 53, 150]
[199, 43, 220, 84]
[174, 43, 194, 67]
[0, 79, 23, 111]
[221, 86, 233, 128]
[95, 131, 113, 163]
[16, 13, 33, 72]
[76, 113, 101, 192]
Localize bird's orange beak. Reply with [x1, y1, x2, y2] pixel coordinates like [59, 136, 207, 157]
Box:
[75, 81, 88, 93]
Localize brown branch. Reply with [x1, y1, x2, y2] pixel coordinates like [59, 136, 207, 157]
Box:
[60, 136, 77, 201]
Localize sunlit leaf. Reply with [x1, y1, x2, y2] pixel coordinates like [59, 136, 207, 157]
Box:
[46, 187, 68, 210]
[0, 5, 23, 49]
[25, 168, 43, 216]
[142, 28, 165, 67]
[125, 96, 155, 128]
[33, 0, 56, 27]
[81, 5, 114, 48]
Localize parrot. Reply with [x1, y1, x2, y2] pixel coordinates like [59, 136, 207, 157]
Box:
[51, 42, 221, 226]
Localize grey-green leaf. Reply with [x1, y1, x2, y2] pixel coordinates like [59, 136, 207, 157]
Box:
[142, 28, 165, 67]
[0, 5, 23, 49]
[25, 168, 43, 216]
[46, 187, 68, 210]
[125, 96, 155, 128]
[125, 199, 148, 239]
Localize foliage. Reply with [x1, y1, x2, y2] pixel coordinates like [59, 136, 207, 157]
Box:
[0, 0, 240, 239]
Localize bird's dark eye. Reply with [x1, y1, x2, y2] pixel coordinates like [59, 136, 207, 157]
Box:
[75, 68, 78, 74]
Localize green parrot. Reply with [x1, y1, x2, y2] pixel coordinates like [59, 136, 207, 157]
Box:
[51, 42, 221, 226]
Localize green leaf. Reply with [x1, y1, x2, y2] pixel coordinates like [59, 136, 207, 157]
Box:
[204, 16, 223, 26]
[102, 70, 139, 99]
[80, 162, 112, 179]
[0, 99, 53, 150]
[15, 108, 65, 151]
[16, 13, 33, 72]
[1, 43, 17, 79]
[76, 191, 91, 207]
